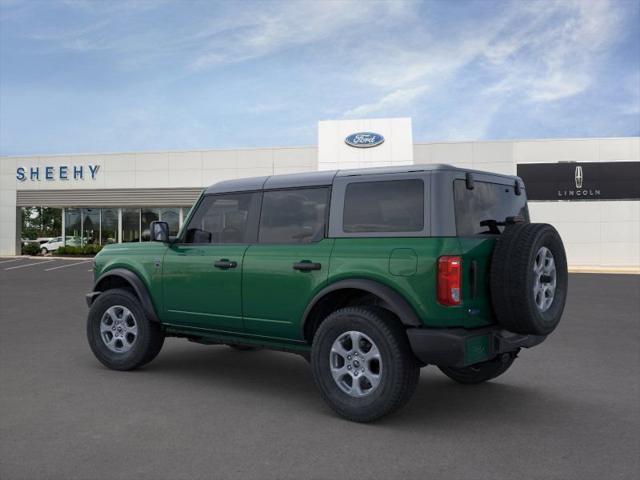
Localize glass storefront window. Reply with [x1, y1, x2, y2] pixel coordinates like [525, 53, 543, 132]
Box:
[82, 208, 100, 245]
[160, 208, 180, 236]
[122, 208, 140, 243]
[64, 208, 82, 246]
[60, 206, 188, 245]
[141, 208, 159, 242]
[101, 209, 118, 244]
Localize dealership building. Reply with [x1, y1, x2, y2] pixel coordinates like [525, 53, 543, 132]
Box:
[1, 118, 638, 270]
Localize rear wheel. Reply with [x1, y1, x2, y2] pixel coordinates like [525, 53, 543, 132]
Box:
[439, 352, 517, 385]
[311, 306, 419, 422]
[87, 288, 164, 371]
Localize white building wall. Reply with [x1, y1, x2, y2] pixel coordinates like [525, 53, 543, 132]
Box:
[318, 117, 413, 170]
[0, 158, 18, 256]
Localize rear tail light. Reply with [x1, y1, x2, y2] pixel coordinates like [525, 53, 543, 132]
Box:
[437, 256, 462, 306]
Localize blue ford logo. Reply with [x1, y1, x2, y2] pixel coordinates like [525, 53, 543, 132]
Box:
[345, 132, 385, 148]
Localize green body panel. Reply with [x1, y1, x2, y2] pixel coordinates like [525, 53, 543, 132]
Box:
[161, 244, 248, 331]
[93, 235, 498, 345]
[465, 334, 491, 365]
[93, 242, 167, 314]
[241, 239, 334, 341]
[328, 237, 494, 329]
[457, 236, 498, 326]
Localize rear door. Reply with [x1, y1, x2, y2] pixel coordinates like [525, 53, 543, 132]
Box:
[162, 192, 260, 332]
[453, 178, 529, 322]
[242, 187, 333, 340]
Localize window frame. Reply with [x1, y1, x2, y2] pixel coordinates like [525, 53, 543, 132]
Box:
[176, 191, 262, 245]
[257, 186, 331, 245]
[329, 173, 431, 238]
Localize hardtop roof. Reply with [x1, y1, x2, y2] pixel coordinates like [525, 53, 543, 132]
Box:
[204, 163, 519, 194]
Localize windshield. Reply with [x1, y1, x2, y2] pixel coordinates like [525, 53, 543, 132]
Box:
[454, 179, 529, 235]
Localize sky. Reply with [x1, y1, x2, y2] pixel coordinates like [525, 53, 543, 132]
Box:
[0, 0, 639, 155]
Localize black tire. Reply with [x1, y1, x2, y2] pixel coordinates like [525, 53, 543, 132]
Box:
[40, 248, 48, 255]
[439, 352, 516, 385]
[490, 223, 568, 335]
[227, 344, 258, 351]
[87, 288, 164, 371]
[311, 306, 420, 423]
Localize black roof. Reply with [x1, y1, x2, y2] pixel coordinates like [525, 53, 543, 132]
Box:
[204, 163, 517, 194]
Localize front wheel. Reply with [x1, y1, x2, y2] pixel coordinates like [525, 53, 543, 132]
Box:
[438, 352, 516, 385]
[40, 248, 48, 255]
[87, 288, 164, 371]
[311, 306, 419, 422]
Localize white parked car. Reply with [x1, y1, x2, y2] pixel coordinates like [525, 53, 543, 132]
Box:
[40, 237, 64, 254]
[40, 237, 81, 254]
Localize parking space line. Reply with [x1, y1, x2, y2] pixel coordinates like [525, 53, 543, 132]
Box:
[0, 258, 24, 265]
[5, 260, 56, 270]
[45, 260, 91, 271]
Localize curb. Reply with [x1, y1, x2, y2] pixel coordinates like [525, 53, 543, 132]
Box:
[568, 267, 640, 275]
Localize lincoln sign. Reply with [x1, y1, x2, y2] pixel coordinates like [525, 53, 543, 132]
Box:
[516, 161, 640, 201]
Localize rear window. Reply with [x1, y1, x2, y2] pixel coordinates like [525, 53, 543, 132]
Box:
[343, 179, 424, 233]
[454, 180, 529, 235]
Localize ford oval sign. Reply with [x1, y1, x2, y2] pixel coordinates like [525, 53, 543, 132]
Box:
[345, 132, 385, 148]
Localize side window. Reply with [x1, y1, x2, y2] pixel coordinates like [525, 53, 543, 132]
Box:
[343, 179, 424, 233]
[259, 188, 329, 244]
[183, 193, 260, 244]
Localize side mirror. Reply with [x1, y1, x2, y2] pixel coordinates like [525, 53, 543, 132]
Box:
[150, 221, 169, 242]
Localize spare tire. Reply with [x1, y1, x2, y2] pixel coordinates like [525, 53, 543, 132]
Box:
[490, 223, 568, 335]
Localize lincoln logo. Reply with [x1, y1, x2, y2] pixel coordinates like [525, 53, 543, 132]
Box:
[558, 164, 600, 198]
[575, 166, 583, 188]
[345, 132, 385, 148]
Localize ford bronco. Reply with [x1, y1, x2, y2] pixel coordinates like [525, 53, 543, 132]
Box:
[86, 165, 568, 422]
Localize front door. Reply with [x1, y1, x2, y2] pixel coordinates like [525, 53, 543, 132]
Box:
[162, 192, 261, 332]
[242, 187, 332, 340]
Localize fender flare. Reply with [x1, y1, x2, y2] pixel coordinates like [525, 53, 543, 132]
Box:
[89, 268, 160, 323]
[301, 278, 422, 337]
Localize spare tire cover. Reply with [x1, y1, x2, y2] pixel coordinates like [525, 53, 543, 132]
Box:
[490, 223, 568, 335]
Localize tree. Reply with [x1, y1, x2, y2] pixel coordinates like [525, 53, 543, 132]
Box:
[21, 207, 62, 239]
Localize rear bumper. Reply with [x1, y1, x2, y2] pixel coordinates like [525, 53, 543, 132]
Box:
[406, 326, 546, 368]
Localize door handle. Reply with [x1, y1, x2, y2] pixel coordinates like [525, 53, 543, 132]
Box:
[293, 261, 321, 272]
[214, 259, 237, 269]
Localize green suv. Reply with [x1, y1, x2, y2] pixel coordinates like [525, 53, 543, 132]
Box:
[86, 165, 568, 422]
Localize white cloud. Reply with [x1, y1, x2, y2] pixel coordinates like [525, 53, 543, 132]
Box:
[344, 85, 429, 117]
[189, 1, 414, 71]
[342, 0, 625, 135]
[483, 0, 622, 103]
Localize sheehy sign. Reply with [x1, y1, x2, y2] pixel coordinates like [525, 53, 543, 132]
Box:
[16, 164, 100, 182]
[517, 162, 640, 201]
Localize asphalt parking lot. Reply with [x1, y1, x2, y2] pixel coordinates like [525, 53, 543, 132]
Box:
[0, 257, 638, 480]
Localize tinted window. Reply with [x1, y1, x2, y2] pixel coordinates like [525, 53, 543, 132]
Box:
[454, 180, 529, 235]
[343, 179, 424, 233]
[259, 188, 329, 244]
[184, 193, 259, 244]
